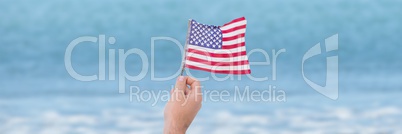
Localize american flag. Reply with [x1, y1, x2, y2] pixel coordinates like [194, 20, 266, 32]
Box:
[184, 17, 251, 74]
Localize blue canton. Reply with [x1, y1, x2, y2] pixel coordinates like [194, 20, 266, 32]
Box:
[188, 20, 222, 49]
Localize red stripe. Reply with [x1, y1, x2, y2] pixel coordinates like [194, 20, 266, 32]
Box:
[222, 17, 246, 27]
[221, 25, 246, 34]
[222, 42, 245, 49]
[222, 33, 245, 41]
[186, 56, 250, 66]
[185, 64, 251, 74]
[187, 48, 246, 58]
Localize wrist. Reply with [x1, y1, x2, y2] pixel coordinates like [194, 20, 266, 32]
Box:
[164, 128, 186, 134]
[164, 121, 187, 134]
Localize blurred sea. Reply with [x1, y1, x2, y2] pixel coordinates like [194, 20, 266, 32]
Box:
[1, 0, 402, 133]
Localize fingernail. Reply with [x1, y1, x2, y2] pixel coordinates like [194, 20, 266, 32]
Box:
[178, 76, 184, 81]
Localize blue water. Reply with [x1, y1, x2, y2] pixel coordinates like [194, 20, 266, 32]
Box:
[1, 0, 402, 133]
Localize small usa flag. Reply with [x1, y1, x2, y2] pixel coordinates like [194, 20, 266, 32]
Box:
[184, 17, 251, 74]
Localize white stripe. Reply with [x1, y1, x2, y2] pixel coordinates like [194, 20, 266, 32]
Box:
[220, 20, 247, 31]
[222, 28, 246, 37]
[187, 44, 245, 53]
[186, 52, 248, 62]
[222, 37, 245, 45]
[186, 60, 250, 71]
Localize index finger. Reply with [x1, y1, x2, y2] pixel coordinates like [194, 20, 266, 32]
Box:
[187, 77, 202, 102]
[186, 77, 201, 91]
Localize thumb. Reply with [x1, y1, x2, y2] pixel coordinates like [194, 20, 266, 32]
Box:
[174, 76, 187, 91]
[171, 76, 187, 101]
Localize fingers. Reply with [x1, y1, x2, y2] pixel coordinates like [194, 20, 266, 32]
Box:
[186, 77, 201, 93]
[171, 76, 202, 105]
[187, 77, 202, 103]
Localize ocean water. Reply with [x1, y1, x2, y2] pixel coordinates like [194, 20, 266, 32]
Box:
[1, 0, 402, 133]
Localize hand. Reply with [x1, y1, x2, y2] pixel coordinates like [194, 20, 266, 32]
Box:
[164, 76, 202, 134]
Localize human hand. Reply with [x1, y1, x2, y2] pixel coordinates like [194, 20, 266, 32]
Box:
[163, 76, 202, 134]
